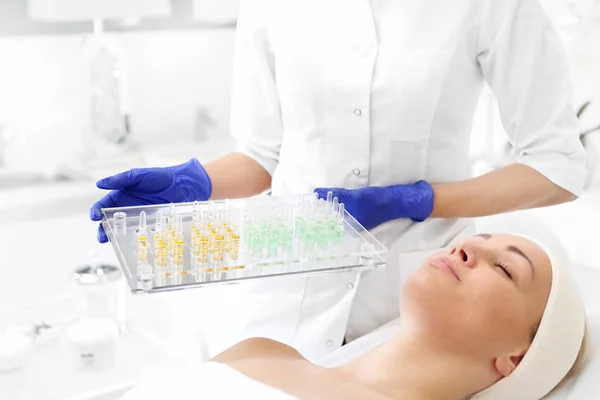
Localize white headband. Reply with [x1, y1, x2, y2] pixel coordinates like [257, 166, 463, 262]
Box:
[472, 234, 586, 400]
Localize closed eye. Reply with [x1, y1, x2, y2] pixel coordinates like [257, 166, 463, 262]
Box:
[494, 261, 513, 280]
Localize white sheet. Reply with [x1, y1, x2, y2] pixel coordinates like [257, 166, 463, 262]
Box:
[119, 361, 297, 400]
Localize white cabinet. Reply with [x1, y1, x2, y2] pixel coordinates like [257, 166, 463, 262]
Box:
[27, 0, 171, 21]
[193, 0, 240, 22]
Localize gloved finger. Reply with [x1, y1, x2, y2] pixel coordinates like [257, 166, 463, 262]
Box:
[98, 168, 174, 193]
[90, 190, 152, 221]
[90, 191, 120, 221]
[97, 223, 109, 243]
[96, 168, 147, 190]
[314, 188, 334, 200]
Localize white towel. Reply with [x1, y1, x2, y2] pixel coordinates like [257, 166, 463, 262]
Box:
[120, 361, 298, 400]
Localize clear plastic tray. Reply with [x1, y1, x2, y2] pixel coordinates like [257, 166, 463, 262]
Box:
[101, 194, 387, 294]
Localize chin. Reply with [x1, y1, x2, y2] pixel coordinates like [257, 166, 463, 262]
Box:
[402, 274, 464, 325]
[404, 268, 452, 300]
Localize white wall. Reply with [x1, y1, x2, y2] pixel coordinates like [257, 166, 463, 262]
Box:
[0, 29, 236, 163]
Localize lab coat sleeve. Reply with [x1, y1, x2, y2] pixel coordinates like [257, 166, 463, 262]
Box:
[229, 0, 283, 176]
[477, 0, 587, 196]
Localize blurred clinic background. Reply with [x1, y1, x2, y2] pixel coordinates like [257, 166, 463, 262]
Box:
[0, 0, 599, 399]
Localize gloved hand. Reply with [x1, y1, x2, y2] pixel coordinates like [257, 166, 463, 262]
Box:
[90, 158, 212, 243]
[314, 181, 434, 230]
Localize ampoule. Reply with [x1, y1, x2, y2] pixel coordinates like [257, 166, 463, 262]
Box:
[137, 263, 153, 283]
[153, 211, 163, 244]
[192, 201, 200, 220]
[335, 203, 346, 247]
[173, 216, 185, 271]
[267, 207, 280, 258]
[229, 232, 240, 261]
[206, 201, 215, 232]
[195, 211, 210, 271]
[113, 212, 127, 236]
[222, 211, 231, 250]
[169, 203, 177, 222]
[137, 243, 149, 264]
[197, 228, 210, 264]
[137, 211, 148, 248]
[190, 205, 202, 252]
[213, 225, 226, 265]
[154, 216, 168, 270]
[166, 204, 178, 259]
[337, 202, 345, 219]
[316, 199, 330, 250]
[244, 214, 256, 258]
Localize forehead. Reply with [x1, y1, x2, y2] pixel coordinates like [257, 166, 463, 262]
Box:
[485, 234, 547, 261]
[477, 233, 553, 281]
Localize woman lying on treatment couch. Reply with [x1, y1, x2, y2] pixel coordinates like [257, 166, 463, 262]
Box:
[122, 233, 587, 400]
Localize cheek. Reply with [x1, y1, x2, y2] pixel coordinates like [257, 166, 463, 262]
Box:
[459, 275, 530, 347]
[400, 268, 464, 330]
[401, 269, 530, 353]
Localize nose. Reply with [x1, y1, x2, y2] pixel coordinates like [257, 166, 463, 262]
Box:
[450, 240, 477, 268]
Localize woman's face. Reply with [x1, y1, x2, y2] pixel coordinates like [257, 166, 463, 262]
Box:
[401, 234, 553, 374]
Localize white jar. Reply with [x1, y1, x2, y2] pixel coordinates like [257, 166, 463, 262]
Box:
[65, 318, 119, 370]
[71, 261, 127, 331]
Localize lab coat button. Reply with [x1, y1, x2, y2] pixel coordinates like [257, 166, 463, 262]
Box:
[353, 168, 361, 176]
[326, 340, 334, 347]
[347, 283, 354, 289]
[353, 108, 362, 116]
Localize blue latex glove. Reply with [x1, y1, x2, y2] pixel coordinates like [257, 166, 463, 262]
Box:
[90, 158, 212, 243]
[314, 181, 434, 230]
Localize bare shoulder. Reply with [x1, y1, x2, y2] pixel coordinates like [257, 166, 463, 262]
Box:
[211, 337, 305, 363]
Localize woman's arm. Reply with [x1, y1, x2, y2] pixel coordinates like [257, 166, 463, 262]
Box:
[204, 152, 272, 199]
[211, 338, 304, 363]
[430, 163, 575, 218]
[441, 0, 589, 219]
[225, 0, 284, 194]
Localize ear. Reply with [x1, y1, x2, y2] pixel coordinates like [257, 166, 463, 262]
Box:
[494, 352, 526, 377]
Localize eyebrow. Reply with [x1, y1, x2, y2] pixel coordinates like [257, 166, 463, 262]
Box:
[475, 234, 535, 279]
[506, 245, 535, 279]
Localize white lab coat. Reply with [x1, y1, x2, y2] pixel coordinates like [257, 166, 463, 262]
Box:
[186, 0, 587, 360]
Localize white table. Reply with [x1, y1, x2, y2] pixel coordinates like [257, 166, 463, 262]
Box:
[0, 330, 172, 400]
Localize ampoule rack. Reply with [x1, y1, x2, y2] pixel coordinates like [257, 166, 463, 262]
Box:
[101, 194, 387, 294]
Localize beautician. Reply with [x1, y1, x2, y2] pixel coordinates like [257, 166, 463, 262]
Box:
[90, 0, 587, 358]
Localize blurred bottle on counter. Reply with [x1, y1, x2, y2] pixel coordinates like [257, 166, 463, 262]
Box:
[84, 19, 129, 159]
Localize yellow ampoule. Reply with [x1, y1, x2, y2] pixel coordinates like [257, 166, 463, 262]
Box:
[198, 235, 209, 262]
[213, 233, 225, 263]
[155, 230, 168, 270]
[190, 224, 199, 252]
[137, 211, 148, 248]
[173, 233, 185, 269]
[137, 245, 148, 263]
[229, 233, 240, 261]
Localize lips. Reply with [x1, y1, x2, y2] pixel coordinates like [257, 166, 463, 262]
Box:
[430, 256, 460, 281]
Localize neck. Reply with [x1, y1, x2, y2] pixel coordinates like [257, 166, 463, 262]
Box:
[337, 328, 493, 400]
